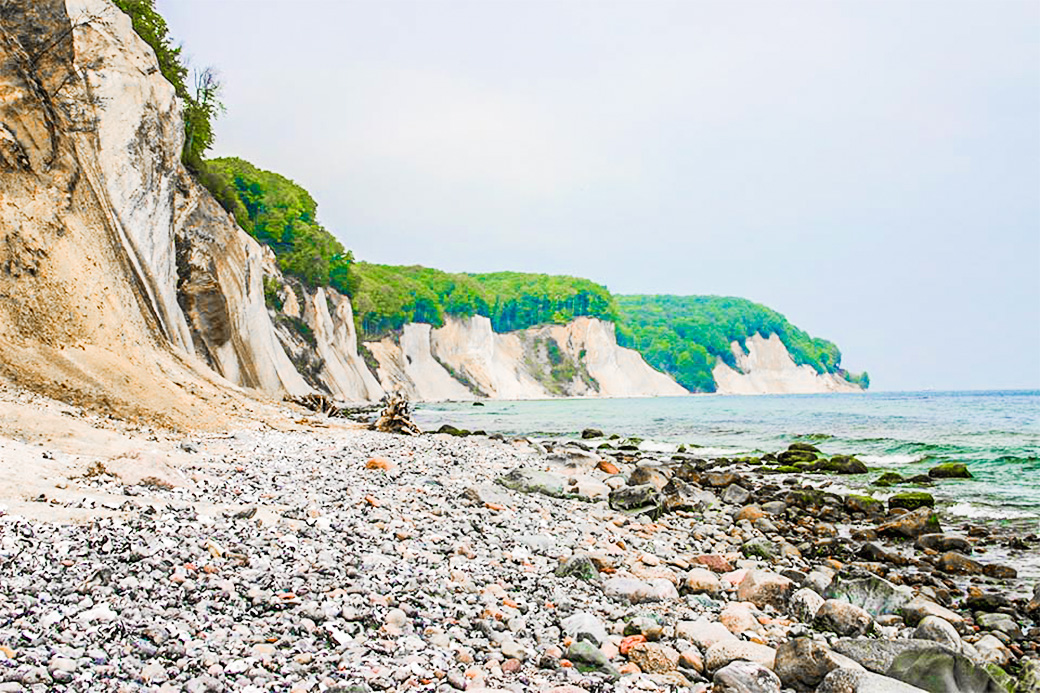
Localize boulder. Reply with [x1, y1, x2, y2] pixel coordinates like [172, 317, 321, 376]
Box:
[565, 640, 619, 680]
[814, 600, 874, 637]
[788, 442, 821, 453]
[900, 597, 966, 630]
[496, 468, 567, 497]
[722, 484, 751, 505]
[676, 619, 737, 651]
[626, 642, 679, 673]
[555, 554, 600, 581]
[779, 450, 818, 465]
[973, 634, 1011, 667]
[703, 471, 743, 488]
[981, 563, 1017, 580]
[742, 537, 779, 560]
[831, 639, 957, 674]
[683, 568, 722, 596]
[817, 669, 929, 693]
[844, 495, 885, 517]
[629, 465, 670, 490]
[888, 492, 935, 511]
[975, 613, 1022, 640]
[713, 660, 781, 693]
[735, 504, 767, 522]
[912, 616, 962, 652]
[790, 588, 826, 623]
[705, 640, 776, 673]
[661, 478, 716, 512]
[876, 507, 942, 539]
[886, 647, 1006, 693]
[580, 428, 604, 439]
[818, 456, 869, 474]
[608, 484, 662, 514]
[874, 471, 906, 487]
[774, 638, 864, 691]
[737, 570, 794, 611]
[825, 575, 914, 617]
[928, 463, 972, 479]
[561, 612, 609, 647]
[1018, 659, 1040, 693]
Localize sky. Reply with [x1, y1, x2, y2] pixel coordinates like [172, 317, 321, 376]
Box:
[156, 0, 1040, 392]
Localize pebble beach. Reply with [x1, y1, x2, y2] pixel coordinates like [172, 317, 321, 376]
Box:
[0, 421, 1037, 692]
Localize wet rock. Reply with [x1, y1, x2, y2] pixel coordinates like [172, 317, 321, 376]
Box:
[927, 463, 972, 479]
[936, 551, 983, 575]
[737, 570, 794, 611]
[735, 504, 766, 522]
[705, 640, 777, 673]
[626, 642, 679, 673]
[817, 669, 929, 693]
[844, 495, 884, 517]
[1018, 659, 1040, 693]
[774, 638, 863, 691]
[876, 507, 942, 539]
[581, 428, 603, 439]
[713, 660, 781, 693]
[608, 484, 662, 513]
[914, 533, 971, 554]
[814, 600, 874, 637]
[964, 589, 1009, 612]
[888, 492, 935, 511]
[874, 471, 906, 487]
[817, 456, 869, 474]
[703, 471, 742, 488]
[858, 542, 906, 565]
[788, 442, 821, 453]
[974, 634, 1011, 667]
[981, 562, 1016, 579]
[661, 478, 715, 512]
[825, 574, 915, 617]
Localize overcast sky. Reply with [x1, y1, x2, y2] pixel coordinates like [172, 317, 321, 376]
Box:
[156, 0, 1039, 392]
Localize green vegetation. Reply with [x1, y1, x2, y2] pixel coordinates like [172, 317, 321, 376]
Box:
[201, 158, 357, 295]
[615, 295, 867, 392]
[111, 0, 222, 169]
[350, 264, 616, 338]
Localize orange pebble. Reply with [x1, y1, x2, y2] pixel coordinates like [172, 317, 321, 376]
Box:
[364, 495, 380, 507]
[619, 634, 646, 655]
[618, 662, 641, 675]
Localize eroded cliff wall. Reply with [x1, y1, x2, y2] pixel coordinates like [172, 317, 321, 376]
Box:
[363, 316, 688, 401]
[712, 333, 861, 395]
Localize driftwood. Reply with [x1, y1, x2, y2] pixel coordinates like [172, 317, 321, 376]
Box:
[370, 394, 421, 435]
[285, 393, 343, 417]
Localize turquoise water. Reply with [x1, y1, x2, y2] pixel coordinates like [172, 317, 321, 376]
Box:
[415, 391, 1040, 530]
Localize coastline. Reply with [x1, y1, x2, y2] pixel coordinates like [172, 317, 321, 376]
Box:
[0, 391, 1036, 691]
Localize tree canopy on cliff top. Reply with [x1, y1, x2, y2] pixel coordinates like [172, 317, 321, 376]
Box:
[351, 264, 617, 338]
[202, 157, 357, 295]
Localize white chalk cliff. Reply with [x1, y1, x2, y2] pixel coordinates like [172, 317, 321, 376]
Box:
[364, 316, 688, 401]
[713, 333, 861, 395]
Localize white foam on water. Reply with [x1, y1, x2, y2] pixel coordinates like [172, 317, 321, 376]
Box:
[858, 454, 923, 466]
[639, 441, 679, 453]
[946, 501, 1040, 521]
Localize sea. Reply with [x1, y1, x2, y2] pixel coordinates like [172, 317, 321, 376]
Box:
[415, 390, 1040, 579]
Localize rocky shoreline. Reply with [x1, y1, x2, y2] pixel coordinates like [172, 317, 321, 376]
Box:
[0, 421, 1037, 692]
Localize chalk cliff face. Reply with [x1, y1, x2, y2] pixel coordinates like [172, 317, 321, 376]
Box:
[364, 316, 687, 401]
[713, 333, 861, 395]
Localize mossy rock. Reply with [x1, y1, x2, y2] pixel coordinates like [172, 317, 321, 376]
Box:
[928, 463, 973, 479]
[845, 494, 885, 516]
[778, 449, 818, 464]
[888, 491, 935, 511]
[788, 442, 821, 453]
[793, 461, 817, 471]
[817, 455, 869, 474]
[874, 471, 905, 487]
[773, 465, 800, 473]
[436, 424, 469, 437]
